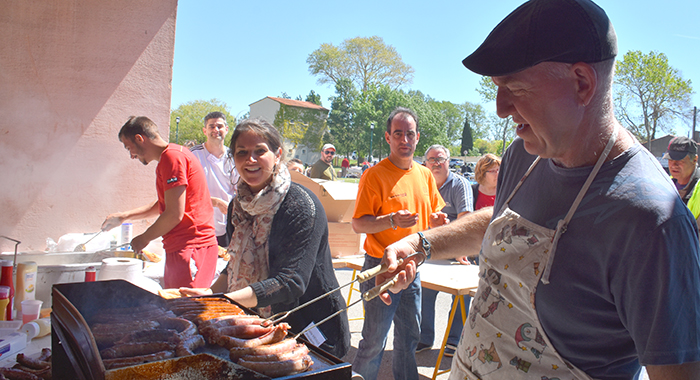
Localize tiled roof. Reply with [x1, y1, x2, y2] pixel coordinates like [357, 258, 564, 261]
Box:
[265, 97, 328, 111]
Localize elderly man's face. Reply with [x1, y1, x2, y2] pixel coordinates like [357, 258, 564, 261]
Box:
[493, 62, 583, 164]
[668, 154, 697, 185]
[425, 148, 449, 181]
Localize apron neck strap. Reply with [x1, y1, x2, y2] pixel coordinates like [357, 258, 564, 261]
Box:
[542, 131, 618, 284]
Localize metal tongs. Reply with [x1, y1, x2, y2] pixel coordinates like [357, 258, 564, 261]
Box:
[262, 252, 426, 337]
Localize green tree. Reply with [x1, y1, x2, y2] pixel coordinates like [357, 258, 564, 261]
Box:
[461, 118, 473, 156]
[169, 99, 234, 145]
[274, 104, 328, 152]
[307, 36, 415, 93]
[477, 77, 515, 154]
[614, 50, 694, 147]
[305, 90, 323, 106]
[327, 78, 359, 157]
[429, 99, 464, 145]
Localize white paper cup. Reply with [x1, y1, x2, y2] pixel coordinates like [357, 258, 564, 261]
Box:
[21, 300, 42, 324]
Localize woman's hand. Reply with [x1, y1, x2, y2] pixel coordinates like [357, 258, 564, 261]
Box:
[178, 287, 213, 297]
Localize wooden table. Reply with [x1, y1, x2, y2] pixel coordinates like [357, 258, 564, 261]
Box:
[332, 256, 480, 380]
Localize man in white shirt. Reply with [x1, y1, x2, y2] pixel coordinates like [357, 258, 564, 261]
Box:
[190, 111, 239, 247]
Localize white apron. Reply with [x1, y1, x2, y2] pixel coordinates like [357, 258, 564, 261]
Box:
[450, 135, 616, 380]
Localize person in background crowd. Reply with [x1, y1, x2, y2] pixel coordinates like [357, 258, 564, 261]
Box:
[664, 136, 700, 226]
[102, 116, 218, 289]
[351, 107, 446, 380]
[361, 161, 370, 174]
[417, 144, 473, 357]
[190, 111, 239, 248]
[471, 154, 500, 211]
[309, 143, 337, 180]
[341, 156, 350, 178]
[180, 118, 350, 358]
[377, 0, 700, 379]
[286, 158, 306, 174]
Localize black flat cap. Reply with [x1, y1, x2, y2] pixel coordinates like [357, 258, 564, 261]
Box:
[463, 0, 617, 76]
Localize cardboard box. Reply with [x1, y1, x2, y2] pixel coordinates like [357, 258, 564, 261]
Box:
[327, 222, 365, 258]
[290, 171, 358, 223]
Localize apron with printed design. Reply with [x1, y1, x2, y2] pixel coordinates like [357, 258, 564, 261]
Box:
[449, 135, 616, 380]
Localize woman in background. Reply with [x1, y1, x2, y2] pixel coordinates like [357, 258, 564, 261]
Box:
[472, 153, 500, 211]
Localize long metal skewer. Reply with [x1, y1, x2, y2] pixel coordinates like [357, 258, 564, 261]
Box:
[262, 252, 425, 327]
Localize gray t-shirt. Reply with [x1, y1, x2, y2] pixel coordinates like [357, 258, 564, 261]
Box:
[439, 171, 473, 221]
[493, 138, 700, 379]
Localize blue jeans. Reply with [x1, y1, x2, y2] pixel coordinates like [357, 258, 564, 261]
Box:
[352, 255, 421, 380]
[420, 288, 470, 347]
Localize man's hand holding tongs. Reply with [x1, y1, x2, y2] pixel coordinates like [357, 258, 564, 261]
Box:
[376, 233, 424, 306]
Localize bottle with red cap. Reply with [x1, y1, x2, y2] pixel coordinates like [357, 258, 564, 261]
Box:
[0, 260, 15, 321]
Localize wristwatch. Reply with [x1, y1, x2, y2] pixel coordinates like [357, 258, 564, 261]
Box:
[417, 231, 431, 260]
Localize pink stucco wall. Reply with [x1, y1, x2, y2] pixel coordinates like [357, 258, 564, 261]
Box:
[0, 1, 178, 252]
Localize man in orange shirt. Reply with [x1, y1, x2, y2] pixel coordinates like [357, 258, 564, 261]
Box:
[351, 107, 446, 380]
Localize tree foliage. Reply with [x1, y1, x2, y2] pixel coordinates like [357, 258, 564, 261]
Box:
[274, 104, 328, 152]
[327, 78, 359, 157]
[614, 50, 694, 146]
[169, 99, 234, 145]
[307, 36, 414, 93]
[461, 118, 473, 156]
[477, 77, 515, 154]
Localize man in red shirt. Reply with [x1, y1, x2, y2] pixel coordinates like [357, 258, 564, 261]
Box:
[102, 116, 218, 289]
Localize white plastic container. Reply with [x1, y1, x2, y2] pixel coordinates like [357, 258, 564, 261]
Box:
[21, 318, 50, 340]
[0, 332, 27, 359]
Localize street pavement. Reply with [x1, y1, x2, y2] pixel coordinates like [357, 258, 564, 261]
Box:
[334, 267, 455, 380]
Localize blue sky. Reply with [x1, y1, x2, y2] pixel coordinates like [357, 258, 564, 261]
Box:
[171, 0, 700, 135]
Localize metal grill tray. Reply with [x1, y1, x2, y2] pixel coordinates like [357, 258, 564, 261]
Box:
[52, 280, 351, 380]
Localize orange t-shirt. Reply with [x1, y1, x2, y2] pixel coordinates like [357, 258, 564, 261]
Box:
[353, 159, 445, 258]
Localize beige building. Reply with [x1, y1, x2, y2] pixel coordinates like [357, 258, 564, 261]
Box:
[0, 1, 178, 252]
[249, 97, 329, 165]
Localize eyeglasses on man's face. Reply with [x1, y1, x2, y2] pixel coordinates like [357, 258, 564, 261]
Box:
[324, 150, 335, 156]
[425, 157, 447, 165]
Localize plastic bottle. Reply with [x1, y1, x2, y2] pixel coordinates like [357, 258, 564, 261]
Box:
[0, 286, 9, 322]
[0, 261, 15, 321]
[15, 262, 37, 314]
[21, 318, 51, 340]
[85, 266, 96, 282]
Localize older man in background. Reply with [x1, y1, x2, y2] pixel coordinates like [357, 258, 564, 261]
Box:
[664, 136, 700, 226]
[417, 144, 473, 357]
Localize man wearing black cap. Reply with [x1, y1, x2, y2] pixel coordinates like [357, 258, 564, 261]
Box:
[375, 0, 700, 379]
[664, 137, 700, 217]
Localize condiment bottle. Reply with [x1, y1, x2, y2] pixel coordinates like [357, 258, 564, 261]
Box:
[0, 261, 15, 321]
[21, 318, 51, 340]
[0, 286, 10, 322]
[15, 262, 37, 314]
[85, 266, 96, 282]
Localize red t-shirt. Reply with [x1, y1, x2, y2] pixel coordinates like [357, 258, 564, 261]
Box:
[342, 158, 350, 168]
[475, 189, 496, 211]
[156, 144, 217, 253]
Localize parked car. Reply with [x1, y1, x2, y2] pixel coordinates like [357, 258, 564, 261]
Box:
[449, 158, 465, 168]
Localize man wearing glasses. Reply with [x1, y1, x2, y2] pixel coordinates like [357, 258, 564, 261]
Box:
[418, 144, 473, 357]
[309, 143, 338, 180]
